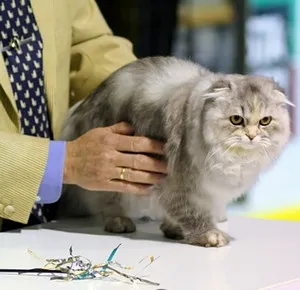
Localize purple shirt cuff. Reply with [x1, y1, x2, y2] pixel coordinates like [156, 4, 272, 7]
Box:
[37, 141, 66, 204]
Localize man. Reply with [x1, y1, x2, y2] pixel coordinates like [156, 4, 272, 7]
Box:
[0, 0, 167, 231]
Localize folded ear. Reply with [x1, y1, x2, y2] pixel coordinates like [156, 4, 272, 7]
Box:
[202, 79, 232, 100]
[273, 89, 295, 107]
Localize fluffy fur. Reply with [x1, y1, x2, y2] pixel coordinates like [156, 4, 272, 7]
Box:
[56, 56, 292, 247]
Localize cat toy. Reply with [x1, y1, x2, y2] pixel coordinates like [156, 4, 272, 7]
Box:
[0, 244, 160, 286]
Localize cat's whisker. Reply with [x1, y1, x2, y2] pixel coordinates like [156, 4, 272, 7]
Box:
[258, 139, 276, 161]
[204, 137, 238, 166]
[206, 148, 236, 174]
[204, 150, 226, 175]
[204, 146, 223, 170]
[259, 140, 274, 157]
[223, 141, 239, 155]
[263, 146, 277, 162]
[261, 147, 273, 162]
[204, 140, 240, 175]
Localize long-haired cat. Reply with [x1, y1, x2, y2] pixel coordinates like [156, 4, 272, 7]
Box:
[57, 56, 292, 247]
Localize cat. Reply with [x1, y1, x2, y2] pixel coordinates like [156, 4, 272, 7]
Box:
[56, 56, 292, 247]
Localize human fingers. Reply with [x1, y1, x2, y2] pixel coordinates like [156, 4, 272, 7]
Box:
[107, 180, 151, 195]
[106, 122, 135, 135]
[114, 134, 165, 155]
[114, 151, 167, 174]
[113, 167, 165, 185]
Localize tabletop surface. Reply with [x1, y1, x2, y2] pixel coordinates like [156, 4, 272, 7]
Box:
[0, 216, 300, 290]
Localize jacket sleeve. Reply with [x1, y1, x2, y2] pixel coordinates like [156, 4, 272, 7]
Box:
[0, 132, 50, 224]
[69, 0, 137, 106]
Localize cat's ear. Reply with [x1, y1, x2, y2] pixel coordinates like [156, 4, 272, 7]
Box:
[203, 80, 231, 100]
[273, 89, 295, 107]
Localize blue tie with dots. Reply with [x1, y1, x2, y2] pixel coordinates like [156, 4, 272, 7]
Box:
[0, 0, 53, 224]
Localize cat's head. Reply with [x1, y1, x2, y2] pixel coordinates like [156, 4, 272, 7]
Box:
[200, 75, 293, 165]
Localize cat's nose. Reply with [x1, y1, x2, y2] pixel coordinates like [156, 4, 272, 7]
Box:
[246, 134, 255, 140]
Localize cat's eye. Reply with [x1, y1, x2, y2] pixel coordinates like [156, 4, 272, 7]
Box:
[259, 116, 272, 126]
[230, 115, 244, 126]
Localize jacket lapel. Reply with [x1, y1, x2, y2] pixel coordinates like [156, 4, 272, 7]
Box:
[30, 0, 56, 126]
[0, 53, 18, 117]
[31, 0, 71, 139]
[0, 0, 71, 137]
[0, 0, 57, 132]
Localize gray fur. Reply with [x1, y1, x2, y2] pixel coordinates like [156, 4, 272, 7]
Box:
[57, 56, 292, 247]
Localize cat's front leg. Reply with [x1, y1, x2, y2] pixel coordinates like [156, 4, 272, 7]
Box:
[213, 201, 228, 223]
[160, 217, 184, 240]
[101, 192, 136, 234]
[104, 216, 136, 233]
[179, 211, 230, 247]
[160, 192, 230, 247]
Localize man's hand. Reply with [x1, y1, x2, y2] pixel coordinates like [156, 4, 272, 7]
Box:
[63, 122, 167, 195]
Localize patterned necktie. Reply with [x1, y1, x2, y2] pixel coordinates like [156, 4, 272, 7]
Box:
[0, 0, 52, 224]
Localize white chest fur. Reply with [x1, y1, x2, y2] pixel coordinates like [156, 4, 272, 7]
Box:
[121, 193, 165, 220]
[202, 162, 260, 200]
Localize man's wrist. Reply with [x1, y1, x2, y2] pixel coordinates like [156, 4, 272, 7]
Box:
[63, 140, 75, 184]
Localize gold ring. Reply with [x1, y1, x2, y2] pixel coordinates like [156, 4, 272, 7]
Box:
[120, 167, 126, 180]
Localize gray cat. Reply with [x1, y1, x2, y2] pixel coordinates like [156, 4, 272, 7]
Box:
[57, 56, 292, 247]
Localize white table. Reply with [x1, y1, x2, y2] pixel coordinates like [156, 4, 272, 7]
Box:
[0, 216, 300, 290]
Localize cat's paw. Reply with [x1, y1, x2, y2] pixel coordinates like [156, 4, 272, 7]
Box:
[160, 221, 184, 240]
[186, 228, 230, 247]
[104, 216, 136, 233]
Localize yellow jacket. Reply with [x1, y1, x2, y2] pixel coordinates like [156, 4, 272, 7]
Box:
[0, 0, 136, 225]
